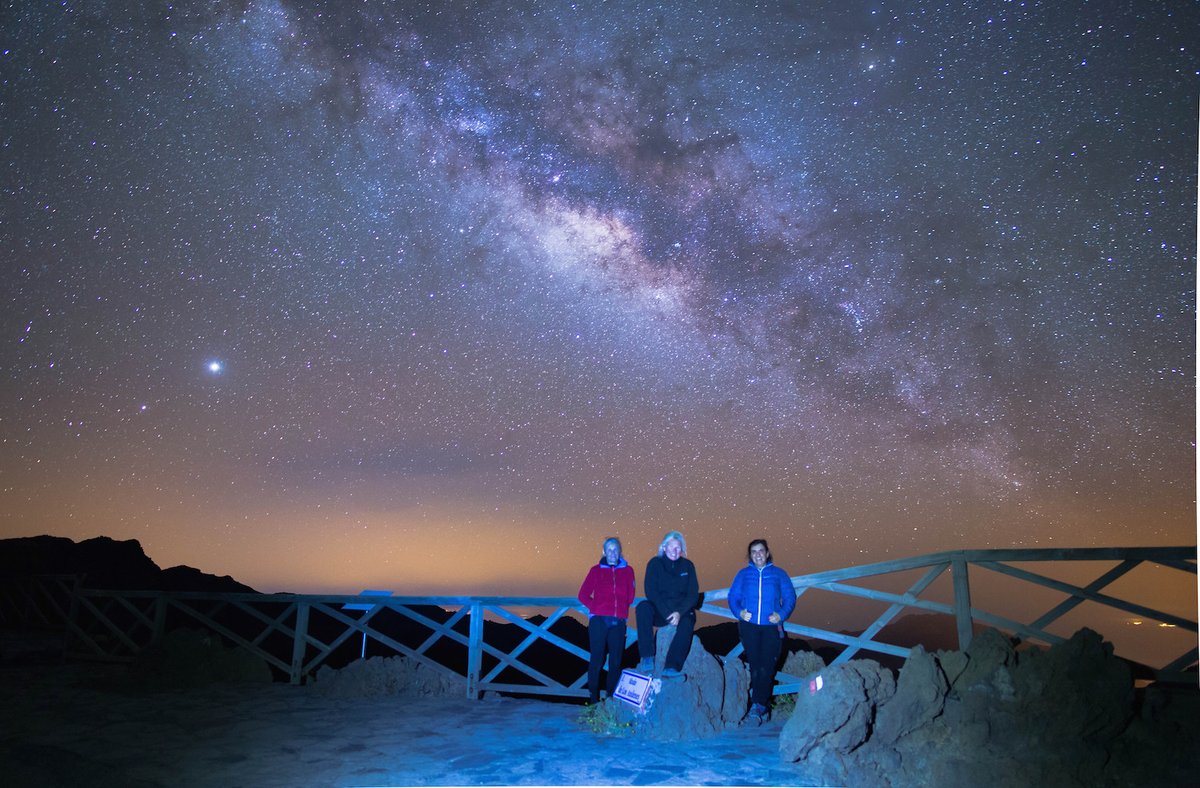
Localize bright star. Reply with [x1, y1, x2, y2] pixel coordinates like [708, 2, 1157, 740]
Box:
[207, 360, 224, 374]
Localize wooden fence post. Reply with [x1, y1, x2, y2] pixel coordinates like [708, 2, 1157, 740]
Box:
[152, 594, 168, 646]
[467, 600, 483, 699]
[65, 576, 83, 657]
[951, 557, 973, 650]
[290, 602, 310, 685]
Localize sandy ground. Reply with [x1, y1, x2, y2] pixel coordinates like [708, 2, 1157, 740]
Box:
[0, 664, 822, 787]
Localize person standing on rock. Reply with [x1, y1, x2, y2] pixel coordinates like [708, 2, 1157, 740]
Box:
[635, 530, 699, 678]
[728, 538, 796, 723]
[577, 537, 636, 703]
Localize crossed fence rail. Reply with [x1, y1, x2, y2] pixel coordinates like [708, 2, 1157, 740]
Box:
[1, 547, 1194, 698]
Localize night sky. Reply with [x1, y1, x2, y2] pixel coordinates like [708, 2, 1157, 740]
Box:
[2, 1, 1195, 604]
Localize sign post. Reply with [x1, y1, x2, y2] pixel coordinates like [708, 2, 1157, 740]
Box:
[342, 589, 393, 659]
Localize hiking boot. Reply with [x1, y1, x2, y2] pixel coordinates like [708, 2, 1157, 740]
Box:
[636, 658, 654, 673]
[660, 667, 684, 678]
[745, 703, 768, 724]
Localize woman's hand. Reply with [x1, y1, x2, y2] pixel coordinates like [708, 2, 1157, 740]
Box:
[667, 611, 681, 626]
[768, 612, 781, 624]
[740, 609, 752, 622]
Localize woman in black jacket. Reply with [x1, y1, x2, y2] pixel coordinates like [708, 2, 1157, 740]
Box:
[634, 530, 699, 677]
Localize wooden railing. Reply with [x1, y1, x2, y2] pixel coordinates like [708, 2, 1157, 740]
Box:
[703, 546, 1197, 692]
[0, 580, 608, 697]
[1, 547, 1194, 698]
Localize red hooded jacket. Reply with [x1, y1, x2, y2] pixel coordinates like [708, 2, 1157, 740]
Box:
[577, 558, 636, 619]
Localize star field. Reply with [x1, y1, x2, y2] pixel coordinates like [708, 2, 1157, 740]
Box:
[1, 1, 1195, 599]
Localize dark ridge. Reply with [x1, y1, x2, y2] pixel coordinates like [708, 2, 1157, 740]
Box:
[0, 535, 257, 594]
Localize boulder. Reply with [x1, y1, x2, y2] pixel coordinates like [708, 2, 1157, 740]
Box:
[947, 626, 1015, 693]
[130, 627, 272, 687]
[0, 630, 66, 664]
[721, 651, 751, 725]
[778, 658, 895, 778]
[611, 626, 737, 741]
[1009, 627, 1132, 741]
[872, 645, 946, 747]
[780, 649, 826, 683]
[778, 627, 1171, 788]
[1106, 682, 1200, 786]
[934, 648, 968, 688]
[312, 655, 466, 698]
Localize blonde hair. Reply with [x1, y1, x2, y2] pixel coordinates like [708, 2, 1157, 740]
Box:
[657, 530, 687, 557]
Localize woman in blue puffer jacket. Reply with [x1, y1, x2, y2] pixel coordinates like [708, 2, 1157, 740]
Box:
[728, 539, 797, 723]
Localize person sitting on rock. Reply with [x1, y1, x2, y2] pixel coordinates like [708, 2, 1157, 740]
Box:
[635, 531, 699, 678]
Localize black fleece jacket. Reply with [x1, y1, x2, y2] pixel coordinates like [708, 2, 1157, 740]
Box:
[644, 554, 699, 618]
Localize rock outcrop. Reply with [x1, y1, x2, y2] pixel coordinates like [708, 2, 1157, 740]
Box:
[130, 627, 273, 687]
[313, 655, 467, 698]
[780, 648, 826, 683]
[721, 650, 752, 726]
[777, 658, 895, 773]
[778, 627, 1195, 787]
[611, 625, 750, 740]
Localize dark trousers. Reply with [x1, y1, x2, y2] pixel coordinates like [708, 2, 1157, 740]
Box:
[635, 600, 695, 671]
[587, 616, 627, 701]
[739, 620, 783, 707]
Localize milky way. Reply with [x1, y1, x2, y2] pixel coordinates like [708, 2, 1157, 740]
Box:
[1, 1, 1195, 600]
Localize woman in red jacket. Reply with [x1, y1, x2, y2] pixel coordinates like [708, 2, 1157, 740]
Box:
[577, 537, 636, 703]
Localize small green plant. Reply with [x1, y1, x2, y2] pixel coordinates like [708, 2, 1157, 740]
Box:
[771, 692, 798, 720]
[577, 698, 636, 736]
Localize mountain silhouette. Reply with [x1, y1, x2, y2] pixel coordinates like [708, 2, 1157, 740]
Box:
[0, 535, 256, 593]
